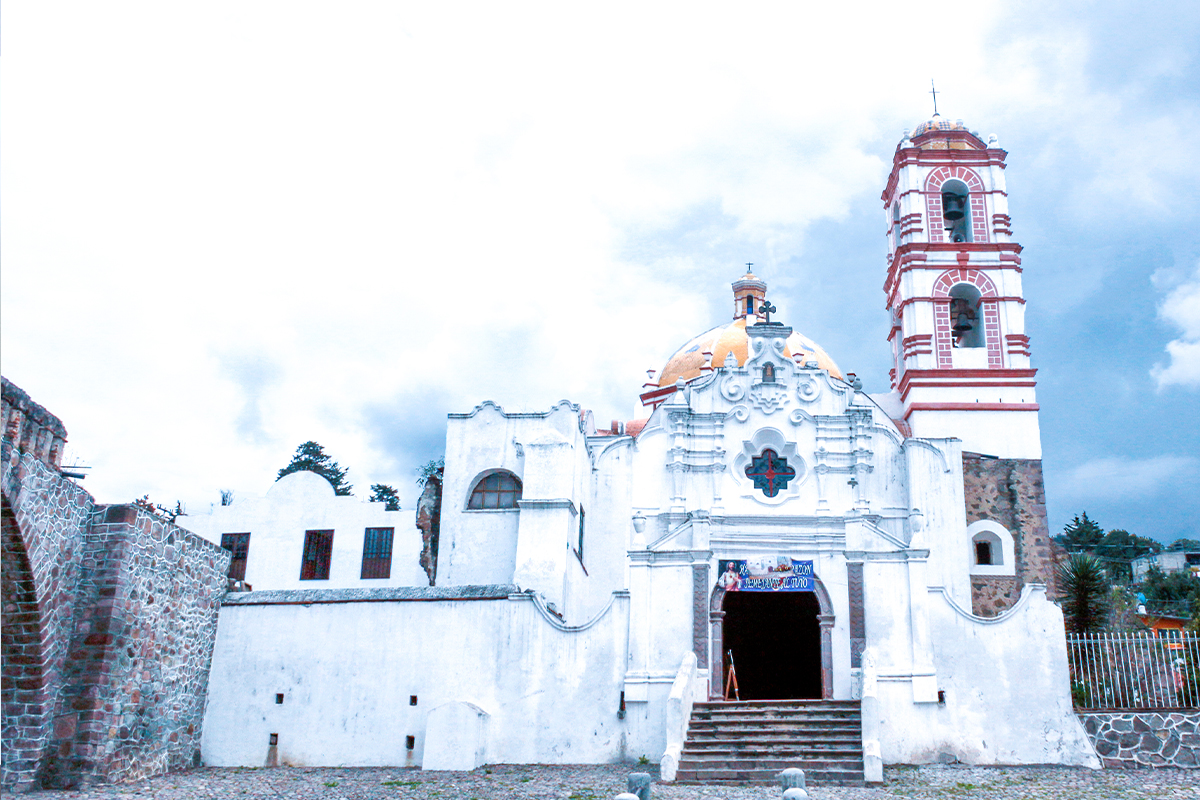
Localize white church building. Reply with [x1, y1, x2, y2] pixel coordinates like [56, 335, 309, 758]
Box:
[184, 114, 1100, 781]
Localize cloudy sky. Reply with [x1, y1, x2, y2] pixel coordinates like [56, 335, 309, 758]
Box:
[3, 2, 1198, 543]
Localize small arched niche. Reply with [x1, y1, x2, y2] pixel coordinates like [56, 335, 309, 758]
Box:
[941, 179, 972, 243]
[967, 520, 1015, 576]
[948, 283, 984, 349]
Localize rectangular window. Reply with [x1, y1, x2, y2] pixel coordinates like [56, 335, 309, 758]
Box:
[300, 530, 334, 580]
[220, 533, 251, 581]
[577, 507, 585, 562]
[361, 527, 394, 579]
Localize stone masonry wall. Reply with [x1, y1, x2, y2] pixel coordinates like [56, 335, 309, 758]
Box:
[416, 475, 441, 586]
[2, 444, 93, 791]
[2, 376, 230, 790]
[962, 453, 1055, 616]
[1079, 711, 1200, 768]
[39, 505, 230, 787]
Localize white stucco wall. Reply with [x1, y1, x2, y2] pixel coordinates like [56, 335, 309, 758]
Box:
[202, 589, 632, 768]
[183, 471, 427, 590]
[872, 585, 1099, 767]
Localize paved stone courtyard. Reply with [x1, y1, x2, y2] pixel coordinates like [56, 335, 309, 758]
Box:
[2, 764, 1196, 800]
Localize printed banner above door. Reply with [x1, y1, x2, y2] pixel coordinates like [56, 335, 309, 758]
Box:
[717, 557, 814, 592]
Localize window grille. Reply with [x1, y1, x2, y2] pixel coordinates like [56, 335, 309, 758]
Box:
[300, 530, 334, 580]
[468, 472, 522, 509]
[361, 527, 394, 579]
[220, 532, 251, 581]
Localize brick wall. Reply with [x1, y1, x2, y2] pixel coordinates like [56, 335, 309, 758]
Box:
[962, 453, 1056, 616]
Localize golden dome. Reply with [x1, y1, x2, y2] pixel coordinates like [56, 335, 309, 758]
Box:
[657, 317, 844, 388]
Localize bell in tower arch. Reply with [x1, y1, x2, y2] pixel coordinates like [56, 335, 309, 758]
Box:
[942, 191, 966, 221]
[939, 179, 972, 243]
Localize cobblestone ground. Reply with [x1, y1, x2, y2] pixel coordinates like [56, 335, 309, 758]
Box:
[2, 764, 1197, 800]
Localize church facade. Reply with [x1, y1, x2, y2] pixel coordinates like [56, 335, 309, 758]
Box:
[190, 114, 1098, 775]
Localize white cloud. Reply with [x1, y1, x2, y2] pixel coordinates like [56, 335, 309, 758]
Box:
[1152, 264, 1200, 388]
[1056, 455, 1199, 502]
[1, 0, 1197, 520]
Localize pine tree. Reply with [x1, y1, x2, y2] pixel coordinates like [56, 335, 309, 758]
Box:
[369, 484, 400, 511]
[1056, 511, 1105, 552]
[1059, 553, 1111, 633]
[277, 441, 352, 496]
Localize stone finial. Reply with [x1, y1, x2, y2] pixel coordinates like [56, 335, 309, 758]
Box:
[724, 350, 738, 369]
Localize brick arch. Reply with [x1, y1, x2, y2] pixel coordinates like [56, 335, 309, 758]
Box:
[932, 269, 1004, 368]
[923, 166, 984, 193]
[709, 573, 834, 700]
[923, 166, 988, 244]
[1, 493, 48, 791]
[933, 268, 998, 298]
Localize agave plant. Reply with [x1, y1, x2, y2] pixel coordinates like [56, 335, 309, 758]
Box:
[1059, 553, 1112, 633]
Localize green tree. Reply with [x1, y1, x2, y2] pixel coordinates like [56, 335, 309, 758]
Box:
[369, 483, 400, 511]
[1059, 553, 1111, 633]
[277, 441, 352, 496]
[1141, 565, 1200, 619]
[1095, 529, 1162, 583]
[1167, 538, 1200, 552]
[416, 457, 444, 487]
[1056, 512, 1105, 552]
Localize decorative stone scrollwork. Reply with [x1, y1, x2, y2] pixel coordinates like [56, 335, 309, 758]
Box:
[726, 404, 750, 422]
[788, 408, 809, 426]
[719, 373, 746, 402]
[797, 377, 820, 403]
[748, 382, 790, 414]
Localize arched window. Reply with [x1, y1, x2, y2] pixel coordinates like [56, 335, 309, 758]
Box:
[745, 295, 754, 315]
[467, 471, 522, 509]
[948, 283, 984, 349]
[968, 521, 1015, 576]
[940, 179, 972, 243]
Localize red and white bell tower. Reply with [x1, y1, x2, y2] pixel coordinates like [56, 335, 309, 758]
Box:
[881, 114, 1040, 458]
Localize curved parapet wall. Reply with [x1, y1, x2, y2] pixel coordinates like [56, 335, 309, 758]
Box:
[874, 584, 1099, 767]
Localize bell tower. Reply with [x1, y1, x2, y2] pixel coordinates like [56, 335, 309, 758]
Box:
[880, 114, 1040, 459]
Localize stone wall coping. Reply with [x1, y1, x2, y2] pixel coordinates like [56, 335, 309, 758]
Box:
[222, 584, 520, 605]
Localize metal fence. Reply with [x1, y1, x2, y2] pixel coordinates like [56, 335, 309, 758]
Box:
[1067, 632, 1200, 709]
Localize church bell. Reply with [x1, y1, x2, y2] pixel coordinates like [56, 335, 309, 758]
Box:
[942, 191, 967, 221]
[953, 312, 973, 333]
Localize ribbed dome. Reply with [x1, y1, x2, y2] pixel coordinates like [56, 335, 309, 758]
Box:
[657, 317, 844, 387]
[913, 113, 967, 137]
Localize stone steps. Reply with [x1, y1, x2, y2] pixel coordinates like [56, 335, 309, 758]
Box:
[675, 700, 865, 787]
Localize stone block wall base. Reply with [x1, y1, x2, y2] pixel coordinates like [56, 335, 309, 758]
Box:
[1079, 711, 1200, 768]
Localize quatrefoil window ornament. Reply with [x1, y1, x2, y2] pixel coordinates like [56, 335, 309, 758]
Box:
[744, 448, 796, 498]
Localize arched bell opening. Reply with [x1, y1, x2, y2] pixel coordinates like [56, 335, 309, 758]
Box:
[940, 179, 973, 243]
[709, 574, 834, 700]
[1, 494, 47, 790]
[948, 283, 984, 349]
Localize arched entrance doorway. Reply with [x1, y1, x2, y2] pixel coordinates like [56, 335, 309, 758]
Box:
[710, 575, 834, 700]
[723, 591, 821, 699]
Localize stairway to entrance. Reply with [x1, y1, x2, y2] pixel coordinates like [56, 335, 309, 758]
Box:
[675, 700, 865, 786]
